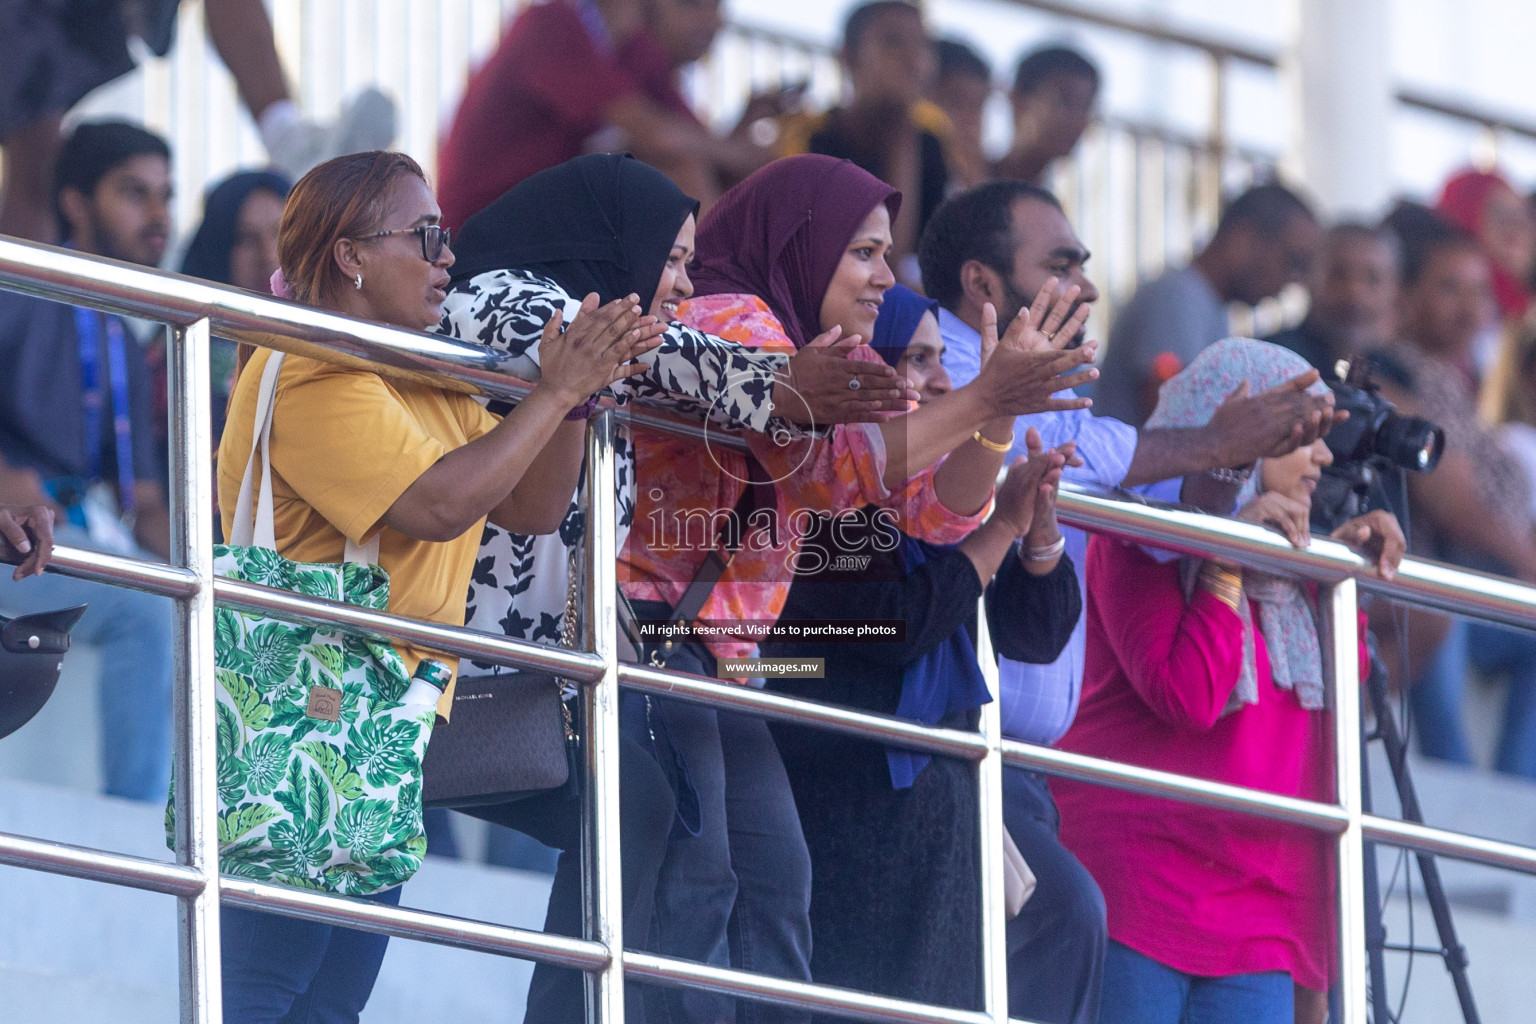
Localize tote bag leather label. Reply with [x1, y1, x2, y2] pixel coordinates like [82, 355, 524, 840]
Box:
[306, 684, 343, 722]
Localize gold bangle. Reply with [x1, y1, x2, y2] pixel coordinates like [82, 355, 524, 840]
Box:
[1198, 564, 1244, 612]
[1201, 564, 1243, 589]
[972, 429, 1013, 453]
[1201, 584, 1242, 613]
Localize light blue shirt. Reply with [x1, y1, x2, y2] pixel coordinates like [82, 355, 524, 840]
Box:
[939, 308, 1169, 745]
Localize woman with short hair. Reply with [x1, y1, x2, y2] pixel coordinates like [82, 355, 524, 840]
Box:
[216, 150, 660, 1024]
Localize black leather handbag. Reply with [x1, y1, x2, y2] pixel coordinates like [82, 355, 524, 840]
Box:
[421, 549, 581, 808]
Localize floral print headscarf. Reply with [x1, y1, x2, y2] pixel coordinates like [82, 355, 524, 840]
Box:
[1145, 338, 1331, 712]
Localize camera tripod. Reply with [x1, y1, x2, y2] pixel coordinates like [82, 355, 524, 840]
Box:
[1359, 649, 1479, 1023]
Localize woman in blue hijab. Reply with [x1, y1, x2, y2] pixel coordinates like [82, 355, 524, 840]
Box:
[762, 284, 1082, 1016]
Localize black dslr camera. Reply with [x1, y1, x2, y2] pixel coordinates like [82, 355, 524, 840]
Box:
[1310, 360, 1445, 532]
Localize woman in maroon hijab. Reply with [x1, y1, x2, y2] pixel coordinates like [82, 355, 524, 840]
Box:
[618, 154, 1098, 1023]
[1437, 168, 1535, 327]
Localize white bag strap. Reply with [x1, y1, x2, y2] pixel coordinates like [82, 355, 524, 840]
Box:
[228, 351, 380, 566]
[229, 352, 284, 549]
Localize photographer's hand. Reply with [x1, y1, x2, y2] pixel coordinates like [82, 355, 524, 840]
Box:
[1235, 491, 1313, 550]
[1331, 509, 1406, 580]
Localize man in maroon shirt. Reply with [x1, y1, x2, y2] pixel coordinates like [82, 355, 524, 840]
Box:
[437, 0, 766, 226]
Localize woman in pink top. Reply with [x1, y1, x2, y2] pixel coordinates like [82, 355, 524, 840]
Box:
[1052, 339, 1404, 1024]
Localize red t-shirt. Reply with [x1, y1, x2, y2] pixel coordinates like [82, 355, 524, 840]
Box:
[437, 0, 696, 228]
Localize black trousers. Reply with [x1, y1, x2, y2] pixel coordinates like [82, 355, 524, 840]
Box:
[463, 732, 676, 1024]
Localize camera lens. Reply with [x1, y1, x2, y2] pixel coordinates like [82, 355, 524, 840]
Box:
[1375, 413, 1444, 473]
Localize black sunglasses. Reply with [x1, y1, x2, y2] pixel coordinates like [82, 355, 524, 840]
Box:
[357, 223, 452, 262]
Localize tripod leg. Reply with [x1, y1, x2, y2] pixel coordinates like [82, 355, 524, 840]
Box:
[1366, 654, 1481, 1024]
[1359, 690, 1394, 1022]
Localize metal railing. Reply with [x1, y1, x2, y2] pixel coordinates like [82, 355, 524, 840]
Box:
[0, 248, 1535, 1024]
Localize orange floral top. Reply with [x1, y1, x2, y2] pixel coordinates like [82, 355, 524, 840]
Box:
[618, 293, 989, 666]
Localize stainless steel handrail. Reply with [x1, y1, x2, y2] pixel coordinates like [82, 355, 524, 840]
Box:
[2, 238, 1533, 1024]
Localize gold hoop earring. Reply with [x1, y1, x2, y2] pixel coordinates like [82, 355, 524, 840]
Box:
[354, 273, 364, 290]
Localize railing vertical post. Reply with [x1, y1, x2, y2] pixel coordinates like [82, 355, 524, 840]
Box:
[167, 318, 221, 1022]
[1325, 578, 1367, 1024]
[972, 598, 1011, 1023]
[582, 411, 626, 1022]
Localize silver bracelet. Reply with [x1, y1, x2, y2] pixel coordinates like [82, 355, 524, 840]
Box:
[1206, 465, 1253, 486]
[1022, 536, 1066, 563]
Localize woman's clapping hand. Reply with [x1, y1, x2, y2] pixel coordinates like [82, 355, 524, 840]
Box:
[993, 428, 1071, 540]
[538, 292, 666, 400]
[972, 278, 1098, 419]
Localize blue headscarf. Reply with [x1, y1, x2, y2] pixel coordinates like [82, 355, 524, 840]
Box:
[868, 283, 939, 368]
[873, 287, 992, 788]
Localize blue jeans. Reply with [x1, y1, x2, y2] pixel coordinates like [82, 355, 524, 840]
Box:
[1410, 619, 1536, 777]
[623, 626, 813, 1024]
[1003, 767, 1106, 1024]
[0, 524, 173, 800]
[221, 885, 402, 1024]
[1100, 941, 1293, 1024]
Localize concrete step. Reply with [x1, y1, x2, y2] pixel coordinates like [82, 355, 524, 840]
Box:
[0, 777, 553, 1024]
[1, 963, 178, 1024]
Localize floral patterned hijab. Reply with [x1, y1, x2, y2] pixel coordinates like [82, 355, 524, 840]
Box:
[1145, 338, 1331, 712]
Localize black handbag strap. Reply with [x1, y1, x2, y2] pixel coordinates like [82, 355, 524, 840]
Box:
[619, 456, 773, 665]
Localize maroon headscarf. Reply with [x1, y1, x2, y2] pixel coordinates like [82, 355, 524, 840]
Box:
[689, 154, 901, 348]
[1437, 168, 1532, 319]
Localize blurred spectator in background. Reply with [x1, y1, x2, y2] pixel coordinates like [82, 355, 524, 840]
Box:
[437, 0, 766, 227]
[1269, 222, 1402, 380]
[1485, 318, 1536, 526]
[930, 38, 992, 190]
[0, 121, 175, 801]
[779, 1, 946, 280]
[177, 169, 291, 446]
[1096, 183, 1320, 426]
[1366, 229, 1536, 775]
[1437, 169, 1536, 338]
[991, 45, 1099, 186]
[0, 0, 390, 241]
[640, 0, 809, 188]
[1528, 187, 1536, 291]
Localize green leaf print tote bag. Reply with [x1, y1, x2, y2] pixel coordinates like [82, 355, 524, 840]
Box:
[167, 352, 447, 896]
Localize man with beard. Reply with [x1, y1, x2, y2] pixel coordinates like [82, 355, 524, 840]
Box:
[0, 120, 175, 801]
[917, 179, 1338, 1024]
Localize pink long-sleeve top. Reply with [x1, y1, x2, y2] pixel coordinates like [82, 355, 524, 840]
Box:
[618, 293, 988, 663]
[1051, 535, 1357, 991]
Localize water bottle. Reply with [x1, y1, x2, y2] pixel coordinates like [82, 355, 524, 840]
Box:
[401, 658, 452, 716]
